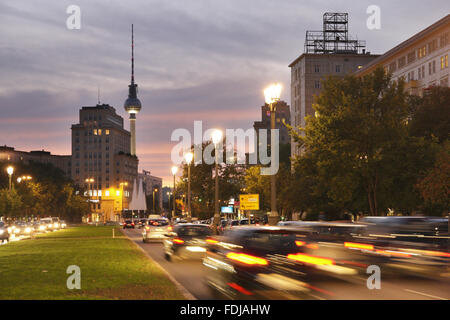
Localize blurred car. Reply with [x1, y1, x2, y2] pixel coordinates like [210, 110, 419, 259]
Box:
[142, 218, 170, 242]
[164, 223, 212, 261]
[203, 226, 358, 300]
[123, 220, 135, 229]
[40, 217, 60, 231]
[0, 221, 10, 243]
[60, 220, 67, 228]
[33, 221, 48, 232]
[136, 219, 148, 229]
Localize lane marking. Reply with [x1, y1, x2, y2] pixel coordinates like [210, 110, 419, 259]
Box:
[404, 289, 447, 300]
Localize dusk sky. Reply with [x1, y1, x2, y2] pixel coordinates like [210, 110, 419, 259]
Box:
[1, 0, 448, 185]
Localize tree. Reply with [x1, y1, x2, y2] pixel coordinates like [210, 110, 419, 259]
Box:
[0, 188, 23, 218]
[289, 67, 437, 216]
[409, 86, 450, 143]
[416, 142, 450, 214]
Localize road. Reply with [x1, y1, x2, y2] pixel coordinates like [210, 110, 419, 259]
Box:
[123, 228, 450, 300]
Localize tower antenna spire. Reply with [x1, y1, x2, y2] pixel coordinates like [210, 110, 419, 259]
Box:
[131, 24, 134, 84]
[97, 85, 101, 104]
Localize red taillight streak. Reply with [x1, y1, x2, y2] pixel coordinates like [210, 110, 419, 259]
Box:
[344, 242, 374, 250]
[375, 249, 411, 258]
[287, 253, 334, 265]
[227, 282, 253, 295]
[173, 238, 184, 244]
[206, 238, 219, 244]
[226, 252, 268, 265]
[341, 260, 368, 268]
[306, 244, 319, 249]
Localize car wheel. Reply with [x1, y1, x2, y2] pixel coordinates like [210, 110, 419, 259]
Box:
[165, 252, 171, 261]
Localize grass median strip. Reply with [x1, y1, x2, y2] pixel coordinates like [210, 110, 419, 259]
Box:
[0, 225, 185, 300]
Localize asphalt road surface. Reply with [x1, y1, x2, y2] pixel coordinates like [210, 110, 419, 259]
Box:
[123, 228, 449, 300]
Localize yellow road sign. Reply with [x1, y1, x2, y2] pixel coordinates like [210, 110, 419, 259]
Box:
[239, 194, 259, 210]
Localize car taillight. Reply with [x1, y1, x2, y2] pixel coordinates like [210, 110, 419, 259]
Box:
[206, 238, 219, 244]
[173, 238, 184, 244]
[226, 252, 268, 265]
[131, 223, 135, 226]
[287, 253, 334, 266]
[145, 226, 150, 230]
[295, 240, 306, 246]
[168, 226, 173, 231]
[344, 242, 374, 250]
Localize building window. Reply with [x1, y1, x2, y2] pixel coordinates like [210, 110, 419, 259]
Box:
[446, 55, 449, 68]
[105, 129, 110, 135]
[433, 60, 436, 73]
[440, 32, 449, 48]
[335, 65, 341, 73]
[398, 57, 406, 69]
[314, 80, 320, 89]
[388, 61, 397, 73]
[93, 129, 98, 135]
[418, 67, 421, 79]
[407, 51, 416, 64]
[314, 65, 320, 73]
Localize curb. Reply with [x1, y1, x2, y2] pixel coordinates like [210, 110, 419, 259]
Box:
[120, 228, 197, 300]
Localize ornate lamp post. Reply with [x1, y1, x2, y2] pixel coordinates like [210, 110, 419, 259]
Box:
[264, 83, 282, 225]
[211, 129, 223, 229]
[184, 152, 193, 222]
[6, 166, 14, 191]
[171, 166, 178, 220]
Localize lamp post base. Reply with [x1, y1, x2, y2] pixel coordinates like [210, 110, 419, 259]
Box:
[268, 214, 279, 226]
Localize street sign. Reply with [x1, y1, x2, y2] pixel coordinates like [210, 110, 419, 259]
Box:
[239, 194, 259, 210]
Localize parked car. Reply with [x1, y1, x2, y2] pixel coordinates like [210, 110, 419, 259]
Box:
[0, 221, 10, 243]
[164, 223, 212, 261]
[142, 218, 170, 242]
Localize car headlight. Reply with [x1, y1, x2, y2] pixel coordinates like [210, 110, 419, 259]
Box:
[0, 230, 4, 235]
[25, 227, 31, 233]
[61, 224, 66, 227]
[39, 226, 45, 230]
[54, 223, 59, 228]
[48, 224, 53, 228]
[14, 228, 20, 233]
[7, 227, 12, 233]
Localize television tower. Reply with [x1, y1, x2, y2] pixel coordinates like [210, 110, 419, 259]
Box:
[124, 24, 141, 156]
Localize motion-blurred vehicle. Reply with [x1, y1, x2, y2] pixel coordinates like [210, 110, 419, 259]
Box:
[136, 219, 148, 229]
[123, 220, 135, 229]
[0, 221, 10, 243]
[356, 216, 450, 280]
[142, 218, 170, 242]
[60, 220, 67, 228]
[33, 221, 47, 232]
[203, 226, 358, 299]
[164, 223, 212, 261]
[40, 217, 60, 231]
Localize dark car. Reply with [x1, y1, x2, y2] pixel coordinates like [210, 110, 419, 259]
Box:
[0, 221, 10, 243]
[164, 223, 213, 261]
[203, 226, 358, 300]
[136, 219, 148, 229]
[123, 220, 135, 229]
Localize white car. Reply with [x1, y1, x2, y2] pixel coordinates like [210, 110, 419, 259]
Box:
[142, 218, 170, 243]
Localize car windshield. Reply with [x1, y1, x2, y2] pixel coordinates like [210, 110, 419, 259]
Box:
[177, 226, 212, 237]
[125, 220, 132, 223]
[244, 230, 298, 252]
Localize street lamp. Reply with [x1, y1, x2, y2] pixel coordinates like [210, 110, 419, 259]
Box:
[264, 83, 282, 225]
[171, 166, 178, 219]
[153, 187, 158, 214]
[211, 129, 223, 229]
[6, 166, 14, 191]
[120, 182, 128, 221]
[184, 152, 193, 222]
[85, 178, 95, 222]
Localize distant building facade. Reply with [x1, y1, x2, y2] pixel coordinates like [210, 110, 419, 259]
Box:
[289, 13, 379, 158]
[355, 15, 450, 95]
[71, 103, 138, 221]
[0, 145, 71, 176]
[253, 100, 291, 155]
[139, 170, 163, 212]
